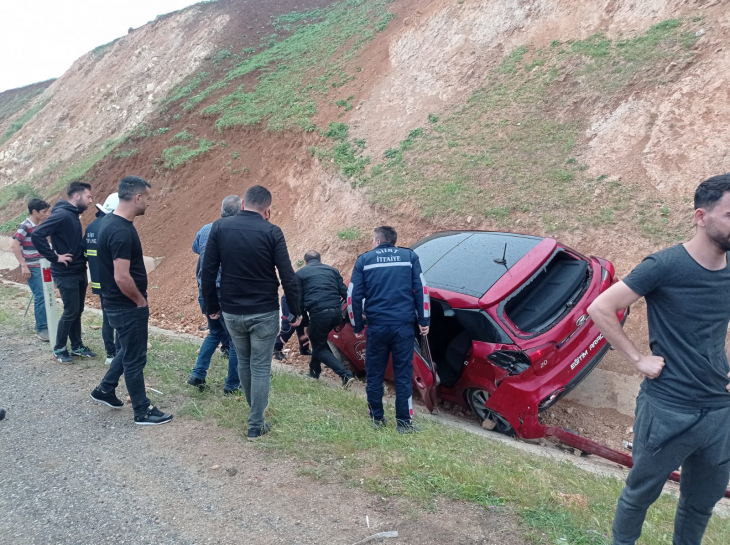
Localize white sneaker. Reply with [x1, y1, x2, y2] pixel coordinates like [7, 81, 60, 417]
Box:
[105, 356, 114, 365]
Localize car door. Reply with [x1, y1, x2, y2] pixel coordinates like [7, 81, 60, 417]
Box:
[412, 333, 439, 412]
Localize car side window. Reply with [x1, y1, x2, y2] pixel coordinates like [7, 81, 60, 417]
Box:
[454, 309, 511, 344]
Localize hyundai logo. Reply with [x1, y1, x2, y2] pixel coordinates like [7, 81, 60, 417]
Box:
[576, 314, 588, 328]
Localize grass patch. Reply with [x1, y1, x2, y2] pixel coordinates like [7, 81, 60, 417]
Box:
[337, 226, 361, 241]
[0, 182, 41, 212]
[0, 99, 50, 145]
[0, 79, 54, 123]
[164, 71, 209, 104]
[160, 139, 216, 169]
[49, 139, 122, 193]
[0, 293, 728, 545]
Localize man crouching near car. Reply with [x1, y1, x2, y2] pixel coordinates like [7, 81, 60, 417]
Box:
[588, 174, 730, 545]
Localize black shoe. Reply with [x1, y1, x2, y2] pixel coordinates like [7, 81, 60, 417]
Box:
[300, 347, 312, 356]
[54, 349, 73, 364]
[134, 405, 173, 426]
[223, 388, 242, 396]
[397, 420, 420, 435]
[90, 388, 124, 409]
[308, 369, 320, 379]
[371, 417, 388, 429]
[247, 421, 272, 438]
[71, 345, 97, 358]
[0, 409, 5, 421]
[187, 376, 207, 391]
[342, 375, 355, 389]
[273, 350, 286, 361]
[220, 347, 230, 359]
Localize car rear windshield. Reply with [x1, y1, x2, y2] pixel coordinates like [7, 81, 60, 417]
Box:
[503, 251, 589, 334]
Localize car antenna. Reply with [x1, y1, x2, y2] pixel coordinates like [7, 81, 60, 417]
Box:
[494, 243, 508, 268]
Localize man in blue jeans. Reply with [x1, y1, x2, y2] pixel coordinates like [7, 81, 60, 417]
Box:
[31, 181, 97, 363]
[90, 176, 172, 426]
[348, 226, 430, 434]
[11, 198, 51, 341]
[202, 185, 301, 438]
[187, 195, 241, 394]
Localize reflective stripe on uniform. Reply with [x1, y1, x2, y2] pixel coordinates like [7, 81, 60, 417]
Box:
[420, 273, 430, 318]
[363, 262, 412, 271]
[347, 282, 355, 326]
[86, 249, 98, 256]
[91, 282, 101, 289]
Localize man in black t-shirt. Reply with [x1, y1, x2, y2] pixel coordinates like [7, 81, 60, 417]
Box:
[589, 174, 730, 544]
[90, 176, 173, 426]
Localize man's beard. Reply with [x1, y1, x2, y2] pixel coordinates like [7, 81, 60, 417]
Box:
[76, 202, 88, 212]
[707, 223, 730, 252]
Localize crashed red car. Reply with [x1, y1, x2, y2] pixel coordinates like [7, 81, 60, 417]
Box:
[329, 230, 627, 437]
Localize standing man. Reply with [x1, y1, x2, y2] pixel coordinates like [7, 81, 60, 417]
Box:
[32, 181, 97, 363]
[273, 294, 311, 360]
[295, 250, 355, 387]
[85, 193, 120, 364]
[187, 195, 242, 395]
[349, 226, 430, 434]
[90, 176, 173, 426]
[589, 174, 730, 544]
[11, 198, 51, 341]
[202, 185, 301, 438]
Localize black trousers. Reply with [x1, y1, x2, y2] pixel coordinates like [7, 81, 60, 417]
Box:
[99, 306, 150, 417]
[54, 272, 87, 352]
[308, 308, 352, 379]
[99, 295, 120, 357]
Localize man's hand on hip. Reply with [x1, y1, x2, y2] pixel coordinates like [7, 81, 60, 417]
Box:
[56, 253, 73, 266]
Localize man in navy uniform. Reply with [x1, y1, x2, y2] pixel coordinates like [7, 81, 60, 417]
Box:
[348, 226, 430, 433]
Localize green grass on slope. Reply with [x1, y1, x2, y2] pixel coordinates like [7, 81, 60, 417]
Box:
[0, 80, 54, 123]
[0, 99, 50, 145]
[344, 18, 700, 241]
[180, 0, 394, 132]
[1, 284, 728, 544]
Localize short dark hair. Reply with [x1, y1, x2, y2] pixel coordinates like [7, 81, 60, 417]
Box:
[67, 181, 91, 198]
[304, 250, 321, 263]
[374, 226, 397, 245]
[695, 174, 730, 210]
[27, 198, 50, 214]
[244, 185, 272, 210]
[118, 175, 152, 201]
[221, 195, 241, 217]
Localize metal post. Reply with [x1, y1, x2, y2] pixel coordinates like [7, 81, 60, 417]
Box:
[40, 258, 57, 352]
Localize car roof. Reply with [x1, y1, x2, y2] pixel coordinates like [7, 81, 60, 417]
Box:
[411, 231, 543, 298]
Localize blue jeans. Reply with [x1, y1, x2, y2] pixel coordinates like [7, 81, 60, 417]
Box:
[222, 310, 279, 431]
[26, 267, 47, 332]
[365, 323, 415, 424]
[190, 312, 240, 391]
[99, 306, 150, 418]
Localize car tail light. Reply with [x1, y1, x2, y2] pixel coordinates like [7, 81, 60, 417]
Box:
[526, 344, 553, 365]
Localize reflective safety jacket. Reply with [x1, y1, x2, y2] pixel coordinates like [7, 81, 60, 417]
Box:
[348, 243, 430, 334]
[84, 213, 108, 295]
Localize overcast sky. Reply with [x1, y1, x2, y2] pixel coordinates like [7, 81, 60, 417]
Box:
[0, 0, 205, 92]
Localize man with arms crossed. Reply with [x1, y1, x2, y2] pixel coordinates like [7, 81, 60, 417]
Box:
[90, 176, 173, 426]
[589, 174, 730, 544]
[202, 185, 301, 438]
[11, 198, 51, 341]
[32, 181, 96, 362]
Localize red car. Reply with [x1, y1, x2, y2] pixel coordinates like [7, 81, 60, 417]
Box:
[329, 230, 628, 439]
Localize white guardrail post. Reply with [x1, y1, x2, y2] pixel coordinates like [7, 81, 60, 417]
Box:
[40, 258, 58, 351]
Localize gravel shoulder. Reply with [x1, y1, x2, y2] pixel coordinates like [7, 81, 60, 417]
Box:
[0, 327, 527, 545]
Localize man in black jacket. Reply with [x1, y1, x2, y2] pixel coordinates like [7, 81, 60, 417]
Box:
[295, 251, 355, 388]
[202, 185, 301, 438]
[32, 181, 97, 363]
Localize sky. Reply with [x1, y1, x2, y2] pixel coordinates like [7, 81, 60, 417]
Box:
[0, 0, 206, 92]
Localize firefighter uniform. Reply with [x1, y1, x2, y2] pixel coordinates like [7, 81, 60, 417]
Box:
[348, 243, 430, 426]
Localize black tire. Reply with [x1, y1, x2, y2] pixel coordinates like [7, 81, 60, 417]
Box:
[328, 340, 361, 376]
[466, 389, 515, 436]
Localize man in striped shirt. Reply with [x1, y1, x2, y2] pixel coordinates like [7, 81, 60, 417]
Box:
[11, 198, 51, 341]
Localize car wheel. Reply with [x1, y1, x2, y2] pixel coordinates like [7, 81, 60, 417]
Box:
[466, 389, 514, 436]
[328, 340, 361, 376]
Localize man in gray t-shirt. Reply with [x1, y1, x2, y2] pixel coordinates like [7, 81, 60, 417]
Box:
[589, 174, 730, 544]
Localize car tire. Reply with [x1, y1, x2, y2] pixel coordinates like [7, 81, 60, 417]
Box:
[466, 388, 515, 436]
[328, 340, 361, 377]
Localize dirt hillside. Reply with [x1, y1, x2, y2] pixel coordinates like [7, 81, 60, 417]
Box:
[1, 0, 729, 447]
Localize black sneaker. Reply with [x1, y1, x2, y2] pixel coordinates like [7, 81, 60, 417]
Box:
[273, 350, 286, 361]
[371, 417, 388, 429]
[307, 369, 320, 379]
[397, 420, 420, 435]
[247, 422, 272, 438]
[0, 409, 5, 421]
[54, 349, 73, 364]
[342, 375, 355, 389]
[134, 406, 173, 426]
[220, 347, 230, 359]
[90, 388, 124, 409]
[71, 345, 97, 358]
[187, 376, 207, 391]
[223, 388, 242, 396]
[299, 347, 313, 356]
